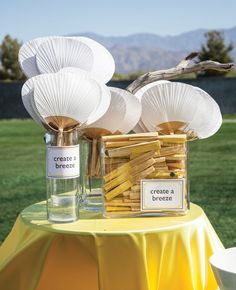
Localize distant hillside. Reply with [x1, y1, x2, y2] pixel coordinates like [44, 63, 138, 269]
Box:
[109, 46, 187, 74]
[71, 27, 236, 73]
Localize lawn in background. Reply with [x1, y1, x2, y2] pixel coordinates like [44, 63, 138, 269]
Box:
[0, 119, 236, 246]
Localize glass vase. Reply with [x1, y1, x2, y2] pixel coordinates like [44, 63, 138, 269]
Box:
[79, 136, 104, 212]
[45, 130, 80, 222]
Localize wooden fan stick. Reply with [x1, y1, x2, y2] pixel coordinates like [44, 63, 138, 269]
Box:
[90, 138, 98, 176]
[126, 52, 234, 94]
[88, 137, 102, 178]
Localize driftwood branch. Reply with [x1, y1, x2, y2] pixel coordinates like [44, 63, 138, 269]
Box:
[176, 52, 199, 68]
[126, 52, 234, 94]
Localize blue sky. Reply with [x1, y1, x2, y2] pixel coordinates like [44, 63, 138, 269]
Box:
[1, 0, 236, 42]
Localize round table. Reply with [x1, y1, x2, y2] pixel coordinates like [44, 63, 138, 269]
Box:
[0, 202, 222, 290]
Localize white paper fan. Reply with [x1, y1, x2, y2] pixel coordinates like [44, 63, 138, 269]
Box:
[60, 66, 98, 81]
[22, 74, 59, 128]
[22, 85, 43, 126]
[22, 77, 34, 96]
[141, 82, 216, 139]
[135, 80, 170, 101]
[59, 67, 111, 124]
[33, 72, 101, 131]
[85, 88, 126, 135]
[110, 87, 142, 134]
[19, 36, 57, 78]
[134, 80, 170, 133]
[191, 86, 222, 138]
[73, 36, 115, 84]
[36, 37, 93, 74]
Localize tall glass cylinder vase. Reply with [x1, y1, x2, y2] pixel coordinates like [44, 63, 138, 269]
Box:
[45, 130, 80, 222]
[79, 136, 104, 212]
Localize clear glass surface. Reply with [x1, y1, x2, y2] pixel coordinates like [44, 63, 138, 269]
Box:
[101, 133, 189, 218]
[45, 130, 80, 222]
[79, 137, 104, 212]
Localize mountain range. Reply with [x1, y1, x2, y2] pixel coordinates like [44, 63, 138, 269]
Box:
[72, 27, 236, 73]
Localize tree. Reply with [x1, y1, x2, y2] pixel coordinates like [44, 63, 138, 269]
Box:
[198, 30, 233, 76]
[0, 35, 25, 81]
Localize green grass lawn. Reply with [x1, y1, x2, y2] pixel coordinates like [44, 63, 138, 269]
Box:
[0, 119, 236, 246]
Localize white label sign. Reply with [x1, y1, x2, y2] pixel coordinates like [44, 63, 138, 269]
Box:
[141, 179, 185, 211]
[46, 145, 80, 179]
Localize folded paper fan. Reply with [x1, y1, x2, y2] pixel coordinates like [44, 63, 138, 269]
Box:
[33, 72, 101, 132]
[140, 82, 222, 139]
[36, 37, 93, 74]
[135, 80, 170, 101]
[19, 36, 57, 78]
[59, 67, 111, 124]
[74, 36, 115, 84]
[191, 86, 222, 138]
[110, 87, 142, 134]
[83, 88, 126, 138]
[22, 76, 57, 130]
[22, 79, 45, 126]
[133, 80, 170, 133]
[21, 77, 34, 96]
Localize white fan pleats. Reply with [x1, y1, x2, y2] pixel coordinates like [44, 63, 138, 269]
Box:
[85, 87, 141, 135]
[86, 88, 126, 134]
[191, 86, 222, 138]
[22, 90, 43, 126]
[19, 36, 115, 83]
[135, 80, 170, 101]
[19, 37, 56, 78]
[110, 87, 142, 134]
[34, 72, 101, 124]
[75, 36, 115, 84]
[59, 67, 111, 125]
[21, 71, 104, 131]
[36, 38, 93, 74]
[136, 82, 222, 139]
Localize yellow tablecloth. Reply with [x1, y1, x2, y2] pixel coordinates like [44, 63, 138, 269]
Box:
[0, 202, 222, 290]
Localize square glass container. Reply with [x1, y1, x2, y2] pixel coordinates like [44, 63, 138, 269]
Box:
[101, 132, 189, 218]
